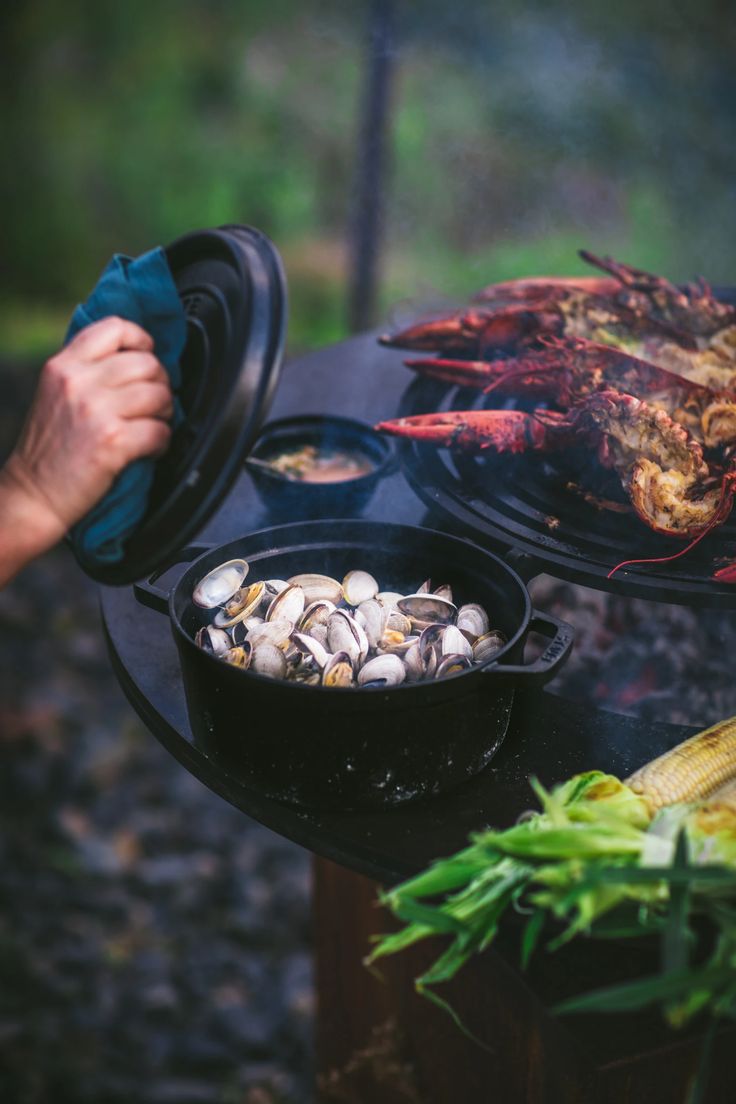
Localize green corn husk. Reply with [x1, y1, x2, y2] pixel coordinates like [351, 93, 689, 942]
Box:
[366, 767, 736, 1041]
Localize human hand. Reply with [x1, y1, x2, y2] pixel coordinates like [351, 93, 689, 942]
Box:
[0, 317, 173, 584]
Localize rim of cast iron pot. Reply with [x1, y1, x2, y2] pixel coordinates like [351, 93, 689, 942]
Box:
[248, 414, 395, 488]
[170, 520, 532, 698]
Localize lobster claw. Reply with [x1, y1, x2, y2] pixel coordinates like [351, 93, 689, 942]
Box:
[404, 357, 513, 389]
[380, 306, 563, 356]
[375, 409, 561, 454]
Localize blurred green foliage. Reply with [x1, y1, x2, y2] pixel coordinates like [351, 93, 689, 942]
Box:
[1, 0, 734, 359]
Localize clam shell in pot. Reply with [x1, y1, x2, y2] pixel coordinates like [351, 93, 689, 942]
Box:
[266, 583, 306, 625]
[403, 642, 425, 681]
[308, 623, 329, 648]
[298, 600, 336, 632]
[251, 643, 288, 679]
[378, 634, 418, 657]
[357, 653, 406, 688]
[327, 610, 369, 665]
[441, 624, 473, 659]
[436, 653, 473, 679]
[473, 630, 507, 663]
[292, 632, 330, 668]
[322, 650, 354, 688]
[386, 611, 412, 635]
[193, 559, 249, 608]
[224, 644, 252, 669]
[213, 581, 265, 628]
[195, 625, 231, 656]
[246, 619, 293, 650]
[376, 591, 404, 611]
[288, 573, 343, 605]
[456, 603, 490, 638]
[342, 570, 379, 606]
[355, 599, 387, 649]
[397, 594, 456, 625]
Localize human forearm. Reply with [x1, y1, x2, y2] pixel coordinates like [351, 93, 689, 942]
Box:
[0, 456, 67, 586]
[0, 317, 172, 589]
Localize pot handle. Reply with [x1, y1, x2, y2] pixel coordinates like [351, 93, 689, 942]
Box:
[133, 543, 212, 614]
[485, 609, 574, 685]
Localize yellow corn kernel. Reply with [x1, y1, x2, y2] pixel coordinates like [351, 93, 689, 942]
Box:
[626, 716, 736, 811]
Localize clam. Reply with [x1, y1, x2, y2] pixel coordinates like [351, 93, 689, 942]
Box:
[378, 634, 419, 657]
[327, 609, 369, 664]
[357, 654, 406, 688]
[418, 623, 445, 657]
[417, 579, 432, 594]
[259, 579, 289, 612]
[473, 630, 507, 663]
[213, 581, 265, 628]
[403, 642, 425, 682]
[456, 603, 490, 638]
[251, 643, 288, 679]
[342, 570, 379, 606]
[246, 619, 293, 650]
[266, 583, 305, 625]
[195, 625, 231, 657]
[386, 610, 412, 635]
[436, 653, 473, 679]
[379, 629, 406, 650]
[442, 624, 473, 659]
[397, 594, 457, 625]
[308, 623, 329, 648]
[223, 644, 252, 669]
[298, 600, 336, 633]
[288, 573, 343, 605]
[193, 559, 249, 608]
[433, 584, 453, 603]
[292, 632, 330, 668]
[376, 591, 404, 611]
[355, 599, 387, 648]
[322, 650, 354, 688]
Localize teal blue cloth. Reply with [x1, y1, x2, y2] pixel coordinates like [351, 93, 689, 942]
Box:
[66, 248, 187, 566]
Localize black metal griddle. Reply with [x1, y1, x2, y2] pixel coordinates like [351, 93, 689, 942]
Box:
[101, 332, 697, 885]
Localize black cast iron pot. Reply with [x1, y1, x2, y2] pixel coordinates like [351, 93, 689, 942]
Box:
[134, 520, 574, 810]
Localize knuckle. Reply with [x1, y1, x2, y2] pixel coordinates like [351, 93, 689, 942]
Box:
[43, 354, 75, 394]
[43, 353, 66, 379]
[98, 421, 126, 459]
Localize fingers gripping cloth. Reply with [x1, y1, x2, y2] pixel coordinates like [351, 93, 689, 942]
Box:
[66, 248, 187, 566]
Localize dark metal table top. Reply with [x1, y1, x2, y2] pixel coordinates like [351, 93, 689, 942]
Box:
[100, 333, 693, 885]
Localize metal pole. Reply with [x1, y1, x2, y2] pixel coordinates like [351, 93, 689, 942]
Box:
[347, 0, 396, 333]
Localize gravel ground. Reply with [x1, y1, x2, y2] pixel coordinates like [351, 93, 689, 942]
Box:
[0, 547, 314, 1103]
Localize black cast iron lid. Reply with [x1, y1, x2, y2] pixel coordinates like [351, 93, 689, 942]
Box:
[394, 286, 736, 608]
[82, 224, 287, 586]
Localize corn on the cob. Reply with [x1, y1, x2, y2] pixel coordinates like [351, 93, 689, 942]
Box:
[626, 716, 736, 811]
[702, 776, 736, 812]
